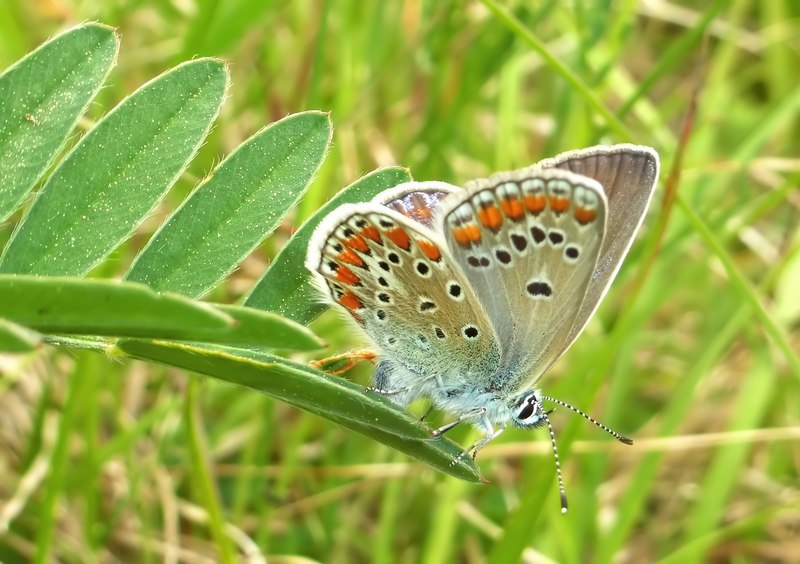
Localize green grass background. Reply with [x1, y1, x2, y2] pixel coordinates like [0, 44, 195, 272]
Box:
[1, 1, 799, 562]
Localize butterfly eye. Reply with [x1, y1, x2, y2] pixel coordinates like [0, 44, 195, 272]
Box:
[518, 401, 536, 421]
[514, 394, 541, 424]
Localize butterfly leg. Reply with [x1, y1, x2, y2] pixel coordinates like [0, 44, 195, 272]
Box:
[447, 414, 505, 466]
[466, 423, 505, 460]
[310, 349, 378, 375]
[432, 408, 487, 438]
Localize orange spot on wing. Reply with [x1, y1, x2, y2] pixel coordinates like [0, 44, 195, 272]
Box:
[338, 248, 365, 267]
[335, 265, 361, 286]
[339, 291, 363, 311]
[549, 196, 569, 213]
[360, 225, 382, 243]
[500, 196, 525, 220]
[574, 207, 597, 225]
[344, 235, 370, 253]
[417, 240, 442, 261]
[464, 224, 482, 243]
[524, 194, 546, 214]
[386, 227, 411, 250]
[452, 226, 471, 247]
[477, 205, 503, 231]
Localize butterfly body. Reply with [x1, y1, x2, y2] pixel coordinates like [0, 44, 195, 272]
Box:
[373, 357, 538, 428]
[306, 145, 659, 465]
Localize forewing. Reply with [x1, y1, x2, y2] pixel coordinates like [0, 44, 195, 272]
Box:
[438, 169, 608, 389]
[538, 145, 659, 356]
[306, 203, 500, 392]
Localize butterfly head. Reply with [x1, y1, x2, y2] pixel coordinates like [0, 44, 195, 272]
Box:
[510, 389, 548, 429]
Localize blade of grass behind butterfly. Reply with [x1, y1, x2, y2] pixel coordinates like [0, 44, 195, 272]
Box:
[0, 318, 41, 352]
[178, 0, 220, 62]
[663, 506, 791, 564]
[419, 476, 469, 564]
[478, 0, 630, 141]
[494, 54, 526, 171]
[678, 344, 775, 560]
[761, 2, 794, 102]
[184, 378, 237, 564]
[689, 83, 800, 242]
[615, 0, 731, 119]
[199, 1, 280, 57]
[679, 199, 800, 380]
[594, 308, 750, 562]
[34, 352, 97, 562]
[244, 166, 412, 324]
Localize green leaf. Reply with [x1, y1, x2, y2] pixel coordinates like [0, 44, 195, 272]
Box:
[0, 318, 42, 352]
[0, 275, 233, 339]
[124, 111, 332, 298]
[116, 339, 482, 482]
[0, 24, 118, 222]
[0, 59, 228, 276]
[244, 166, 412, 323]
[209, 304, 326, 351]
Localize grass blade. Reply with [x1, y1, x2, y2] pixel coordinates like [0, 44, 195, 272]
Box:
[478, 0, 630, 140]
[677, 196, 800, 381]
[617, 0, 731, 118]
[0, 317, 42, 351]
[185, 378, 237, 563]
[679, 348, 775, 559]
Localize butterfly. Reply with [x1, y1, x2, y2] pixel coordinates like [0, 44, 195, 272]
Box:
[306, 145, 659, 512]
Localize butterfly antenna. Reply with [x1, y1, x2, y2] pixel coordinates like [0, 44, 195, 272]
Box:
[542, 395, 633, 445]
[541, 409, 568, 514]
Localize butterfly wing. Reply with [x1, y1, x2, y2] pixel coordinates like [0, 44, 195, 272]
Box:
[537, 145, 659, 359]
[371, 180, 460, 228]
[306, 200, 500, 402]
[437, 168, 608, 390]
